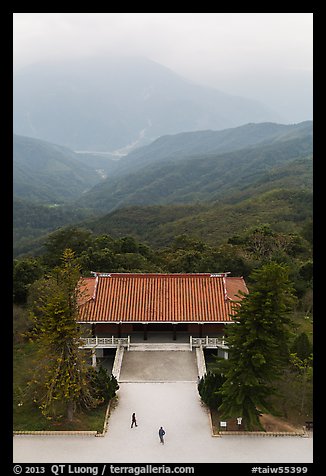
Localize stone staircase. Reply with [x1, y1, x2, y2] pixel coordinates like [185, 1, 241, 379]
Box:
[196, 347, 207, 377]
[112, 344, 125, 380]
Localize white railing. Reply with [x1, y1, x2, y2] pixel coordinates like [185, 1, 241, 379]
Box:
[79, 335, 226, 351]
[190, 336, 228, 349]
[79, 336, 130, 350]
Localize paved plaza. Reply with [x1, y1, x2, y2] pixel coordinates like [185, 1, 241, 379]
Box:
[13, 350, 313, 463]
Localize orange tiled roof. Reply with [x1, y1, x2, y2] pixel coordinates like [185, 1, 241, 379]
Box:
[78, 273, 248, 322]
[78, 273, 247, 323]
[78, 277, 97, 305]
[225, 277, 248, 300]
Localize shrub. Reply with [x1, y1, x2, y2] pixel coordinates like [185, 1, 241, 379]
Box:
[198, 371, 225, 409]
[88, 366, 119, 404]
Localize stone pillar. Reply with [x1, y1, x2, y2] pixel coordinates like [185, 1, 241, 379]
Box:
[143, 323, 148, 340]
[92, 349, 97, 367]
[173, 324, 177, 341]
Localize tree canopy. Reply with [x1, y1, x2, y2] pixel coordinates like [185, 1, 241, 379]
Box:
[28, 249, 97, 421]
[218, 262, 296, 430]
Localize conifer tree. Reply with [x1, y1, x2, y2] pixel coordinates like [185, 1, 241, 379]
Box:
[218, 262, 295, 430]
[28, 249, 97, 421]
[198, 371, 225, 409]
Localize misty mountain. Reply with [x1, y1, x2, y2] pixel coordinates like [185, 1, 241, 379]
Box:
[78, 122, 312, 212]
[13, 134, 105, 203]
[13, 56, 283, 152]
[110, 121, 312, 177]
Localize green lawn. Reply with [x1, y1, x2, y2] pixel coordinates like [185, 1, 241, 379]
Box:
[13, 341, 108, 432]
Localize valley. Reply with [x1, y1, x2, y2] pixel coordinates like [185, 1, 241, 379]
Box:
[13, 121, 312, 257]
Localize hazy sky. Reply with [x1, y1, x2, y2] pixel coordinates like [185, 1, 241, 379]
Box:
[13, 13, 313, 122]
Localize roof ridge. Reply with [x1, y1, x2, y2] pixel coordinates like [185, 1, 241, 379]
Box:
[90, 272, 231, 278]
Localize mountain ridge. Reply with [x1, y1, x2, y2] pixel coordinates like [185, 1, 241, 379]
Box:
[78, 123, 312, 213]
[108, 120, 312, 178]
[13, 56, 283, 152]
[13, 134, 108, 203]
[13, 120, 312, 256]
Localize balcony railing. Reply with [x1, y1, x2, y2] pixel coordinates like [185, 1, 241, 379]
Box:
[79, 336, 130, 350]
[190, 336, 228, 349]
[79, 335, 227, 351]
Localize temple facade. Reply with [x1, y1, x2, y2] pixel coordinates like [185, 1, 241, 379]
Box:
[77, 273, 248, 359]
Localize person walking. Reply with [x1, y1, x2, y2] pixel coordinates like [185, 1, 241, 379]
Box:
[131, 412, 138, 428]
[158, 426, 165, 444]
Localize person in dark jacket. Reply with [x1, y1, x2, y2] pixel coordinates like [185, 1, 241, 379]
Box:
[131, 412, 138, 428]
[158, 426, 165, 444]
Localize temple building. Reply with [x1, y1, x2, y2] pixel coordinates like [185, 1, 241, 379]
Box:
[77, 273, 248, 364]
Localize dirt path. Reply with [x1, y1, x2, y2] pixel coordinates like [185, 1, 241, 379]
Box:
[260, 414, 303, 432]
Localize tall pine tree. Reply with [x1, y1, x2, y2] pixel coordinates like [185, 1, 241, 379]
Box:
[218, 262, 295, 430]
[28, 249, 97, 421]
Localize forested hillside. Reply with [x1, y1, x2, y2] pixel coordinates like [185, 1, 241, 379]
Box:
[13, 121, 312, 258]
[83, 188, 312, 248]
[78, 132, 312, 213]
[108, 121, 312, 177]
[13, 198, 96, 256]
[13, 134, 105, 203]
